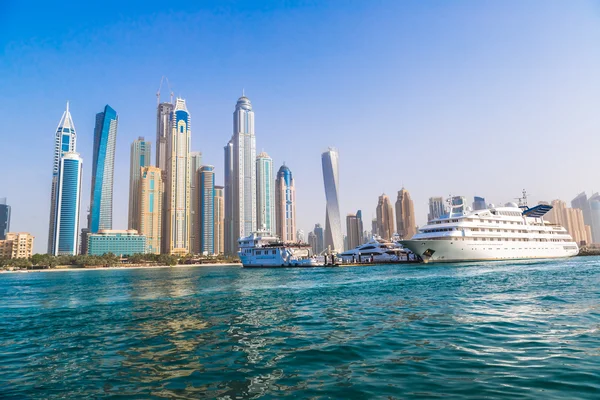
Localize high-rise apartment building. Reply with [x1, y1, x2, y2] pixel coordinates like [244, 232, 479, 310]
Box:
[256, 152, 275, 234]
[0, 198, 10, 240]
[571, 192, 600, 243]
[190, 152, 203, 254]
[346, 210, 363, 250]
[214, 186, 225, 254]
[473, 196, 486, 211]
[199, 166, 215, 254]
[53, 152, 83, 256]
[165, 98, 192, 255]
[47, 103, 77, 252]
[89, 105, 118, 233]
[128, 137, 151, 231]
[225, 94, 257, 253]
[224, 141, 235, 254]
[395, 188, 416, 240]
[308, 231, 318, 254]
[546, 199, 592, 245]
[156, 102, 174, 172]
[428, 197, 445, 221]
[376, 194, 394, 240]
[275, 164, 296, 242]
[321, 148, 342, 252]
[139, 166, 163, 254]
[313, 223, 324, 254]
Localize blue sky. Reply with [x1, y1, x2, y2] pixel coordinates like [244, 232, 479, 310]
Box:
[2, 0, 600, 252]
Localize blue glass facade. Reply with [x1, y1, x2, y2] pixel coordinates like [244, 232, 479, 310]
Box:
[200, 166, 215, 254]
[88, 231, 147, 256]
[90, 105, 118, 233]
[54, 154, 82, 255]
[0, 201, 10, 240]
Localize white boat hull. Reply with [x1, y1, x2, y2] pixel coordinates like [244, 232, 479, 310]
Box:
[400, 239, 579, 263]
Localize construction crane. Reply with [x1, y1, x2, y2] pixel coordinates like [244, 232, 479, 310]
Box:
[156, 76, 174, 105]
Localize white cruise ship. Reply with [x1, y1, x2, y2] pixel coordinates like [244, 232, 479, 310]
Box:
[238, 231, 328, 268]
[400, 197, 578, 263]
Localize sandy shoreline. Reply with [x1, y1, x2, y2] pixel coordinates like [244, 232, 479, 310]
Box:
[1, 263, 242, 274]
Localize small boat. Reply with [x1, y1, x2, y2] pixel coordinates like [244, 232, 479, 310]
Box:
[238, 231, 328, 268]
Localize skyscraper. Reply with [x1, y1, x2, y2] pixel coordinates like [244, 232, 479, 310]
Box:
[313, 223, 324, 254]
[472, 196, 486, 211]
[546, 199, 592, 245]
[308, 231, 318, 254]
[226, 94, 257, 252]
[275, 164, 296, 242]
[376, 194, 394, 240]
[395, 188, 416, 240]
[128, 137, 151, 231]
[428, 197, 445, 221]
[224, 141, 235, 254]
[589, 193, 600, 244]
[139, 166, 163, 254]
[321, 148, 342, 252]
[156, 102, 174, 172]
[89, 105, 118, 233]
[214, 186, 224, 254]
[199, 165, 215, 254]
[346, 211, 363, 250]
[297, 229, 305, 243]
[166, 98, 192, 255]
[0, 198, 10, 241]
[190, 152, 203, 254]
[47, 102, 77, 253]
[53, 152, 83, 256]
[256, 152, 275, 234]
[571, 192, 600, 244]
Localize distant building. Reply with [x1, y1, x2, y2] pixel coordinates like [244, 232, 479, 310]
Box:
[139, 166, 163, 254]
[214, 186, 225, 254]
[371, 218, 377, 239]
[0, 232, 34, 259]
[428, 197, 445, 221]
[256, 152, 275, 234]
[128, 137, 151, 232]
[190, 152, 203, 254]
[395, 188, 416, 240]
[313, 223, 324, 254]
[0, 198, 10, 240]
[546, 199, 592, 245]
[472, 196, 486, 211]
[224, 141, 235, 254]
[165, 98, 191, 255]
[53, 152, 83, 256]
[308, 231, 318, 254]
[87, 230, 146, 257]
[322, 148, 343, 251]
[571, 192, 600, 243]
[297, 229, 305, 243]
[80, 228, 89, 255]
[47, 102, 77, 252]
[275, 164, 296, 242]
[376, 194, 394, 240]
[89, 105, 118, 233]
[199, 166, 215, 254]
[346, 211, 363, 250]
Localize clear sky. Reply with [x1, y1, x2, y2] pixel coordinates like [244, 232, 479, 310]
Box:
[2, 0, 600, 253]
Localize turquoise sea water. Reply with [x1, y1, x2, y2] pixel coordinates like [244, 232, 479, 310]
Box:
[1, 258, 599, 399]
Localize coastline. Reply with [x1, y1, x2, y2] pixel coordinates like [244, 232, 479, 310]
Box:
[1, 263, 242, 274]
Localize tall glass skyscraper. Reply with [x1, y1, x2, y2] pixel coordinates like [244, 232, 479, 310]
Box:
[190, 152, 203, 254]
[89, 105, 118, 233]
[256, 152, 275, 234]
[472, 196, 486, 211]
[313, 223, 324, 254]
[166, 98, 191, 255]
[139, 166, 163, 254]
[224, 141, 235, 254]
[321, 148, 343, 252]
[225, 94, 257, 253]
[395, 188, 416, 240]
[214, 186, 225, 254]
[428, 197, 445, 221]
[128, 137, 151, 231]
[156, 102, 174, 172]
[53, 152, 83, 256]
[0, 198, 10, 240]
[275, 164, 296, 242]
[199, 165, 215, 254]
[47, 102, 77, 253]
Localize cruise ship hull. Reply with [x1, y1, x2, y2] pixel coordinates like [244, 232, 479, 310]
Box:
[400, 239, 579, 263]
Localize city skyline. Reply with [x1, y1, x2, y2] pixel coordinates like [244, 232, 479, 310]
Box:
[3, 1, 600, 253]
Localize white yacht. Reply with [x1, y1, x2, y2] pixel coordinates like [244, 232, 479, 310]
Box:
[400, 196, 578, 263]
[338, 237, 414, 263]
[238, 231, 327, 268]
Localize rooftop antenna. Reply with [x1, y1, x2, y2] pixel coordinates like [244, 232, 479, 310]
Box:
[157, 76, 174, 105]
